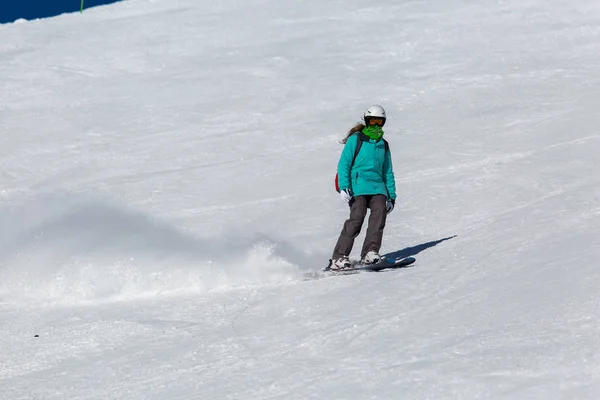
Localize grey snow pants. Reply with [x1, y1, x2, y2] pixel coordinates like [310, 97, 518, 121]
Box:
[332, 194, 387, 260]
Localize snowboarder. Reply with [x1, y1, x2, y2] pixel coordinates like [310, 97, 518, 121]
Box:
[329, 105, 397, 270]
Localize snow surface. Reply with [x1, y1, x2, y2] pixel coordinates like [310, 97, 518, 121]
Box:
[1, 0, 600, 398]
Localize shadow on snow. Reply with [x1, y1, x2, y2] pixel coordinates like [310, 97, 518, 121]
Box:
[383, 235, 457, 261]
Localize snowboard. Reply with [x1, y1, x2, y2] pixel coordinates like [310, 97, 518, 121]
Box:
[325, 256, 416, 273]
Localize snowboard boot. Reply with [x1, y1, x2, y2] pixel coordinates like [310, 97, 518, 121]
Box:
[362, 251, 381, 265]
[329, 256, 351, 271]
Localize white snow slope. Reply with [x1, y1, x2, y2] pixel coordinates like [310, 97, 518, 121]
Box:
[1, 0, 600, 398]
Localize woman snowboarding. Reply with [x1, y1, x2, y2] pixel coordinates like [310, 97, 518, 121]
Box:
[329, 105, 397, 270]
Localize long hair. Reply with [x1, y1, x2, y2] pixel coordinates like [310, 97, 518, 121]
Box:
[341, 121, 365, 144]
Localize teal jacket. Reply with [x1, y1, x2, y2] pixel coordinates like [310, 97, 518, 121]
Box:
[337, 132, 396, 200]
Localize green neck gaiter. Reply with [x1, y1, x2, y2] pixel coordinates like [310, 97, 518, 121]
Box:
[363, 125, 384, 141]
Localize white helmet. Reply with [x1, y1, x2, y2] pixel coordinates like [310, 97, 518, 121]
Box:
[364, 105, 386, 125]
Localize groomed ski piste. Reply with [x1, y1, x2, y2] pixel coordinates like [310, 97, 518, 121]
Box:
[1, 1, 599, 398]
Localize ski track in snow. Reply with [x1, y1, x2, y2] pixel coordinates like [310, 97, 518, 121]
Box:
[401, 133, 600, 183]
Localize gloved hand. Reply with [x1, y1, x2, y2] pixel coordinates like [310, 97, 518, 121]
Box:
[386, 199, 395, 214]
[340, 188, 353, 204]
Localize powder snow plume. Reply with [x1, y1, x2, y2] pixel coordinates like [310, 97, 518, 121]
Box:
[0, 194, 303, 304]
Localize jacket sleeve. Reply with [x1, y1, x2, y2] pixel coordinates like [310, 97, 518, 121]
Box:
[383, 148, 396, 200]
[337, 134, 358, 192]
